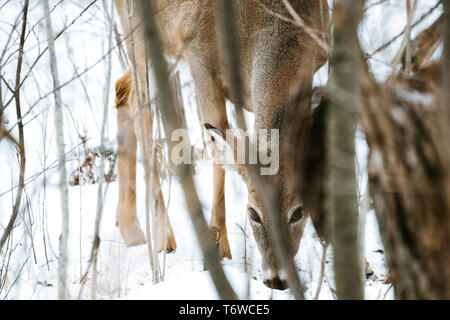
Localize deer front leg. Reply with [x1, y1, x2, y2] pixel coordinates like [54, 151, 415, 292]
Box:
[190, 60, 232, 260]
[209, 161, 232, 259]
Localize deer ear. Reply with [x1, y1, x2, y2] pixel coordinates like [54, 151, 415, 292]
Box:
[204, 123, 222, 140]
[204, 123, 240, 170]
[204, 123, 229, 152]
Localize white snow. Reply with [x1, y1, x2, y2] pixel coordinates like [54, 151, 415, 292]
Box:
[1, 0, 441, 300]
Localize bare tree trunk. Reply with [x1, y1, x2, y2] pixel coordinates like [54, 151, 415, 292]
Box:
[442, 0, 450, 151]
[327, 0, 365, 300]
[139, 0, 236, 300]
[442, 1, 450, 296]
[42, 0, 70, 300]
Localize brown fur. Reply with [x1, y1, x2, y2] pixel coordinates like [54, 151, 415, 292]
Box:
[114, 0, 329, 288]
[115, 71, 132, 109]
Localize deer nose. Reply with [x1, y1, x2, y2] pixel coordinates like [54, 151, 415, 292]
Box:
[263, 277, 288, 290]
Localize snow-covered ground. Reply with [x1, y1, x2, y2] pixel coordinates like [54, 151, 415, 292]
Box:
[0, 148, 393, 300]
[0, 0, 441, 300]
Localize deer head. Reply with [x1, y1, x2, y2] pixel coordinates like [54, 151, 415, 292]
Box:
[205, 114, 308, 290]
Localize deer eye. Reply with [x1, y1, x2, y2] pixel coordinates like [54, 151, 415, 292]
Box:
[248, 207, 262, 224]
[290, 207, 305, 224]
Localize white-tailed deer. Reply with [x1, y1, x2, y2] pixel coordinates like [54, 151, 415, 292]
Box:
[114, 0, 329, 289]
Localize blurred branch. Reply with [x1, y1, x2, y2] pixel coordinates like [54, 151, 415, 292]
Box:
[388, 0, 417, 81]
[139, 0, 236, 300]
[441, 0, 450, 294]
[442, 0, 450, 129]
[313, 242, 328, 300]
[364, 0, 388, 12]
[400, 14, 444, 73]
[281, 0, 330, 55]
[404, 0, 417, 74]
[0, 128, 20, 149]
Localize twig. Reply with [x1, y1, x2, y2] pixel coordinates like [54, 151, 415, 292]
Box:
[388, 0, 417, 81]
[281, 0, 330, 55]
[367, 1, 442, 58]
[0, 0, 29, 254]
[313, 242, 328, 300]
[1, 0, 98, 113]
[0, 140, 87, 198]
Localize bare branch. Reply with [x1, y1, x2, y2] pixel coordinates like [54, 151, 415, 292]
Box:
[0, 0, 29, 254]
